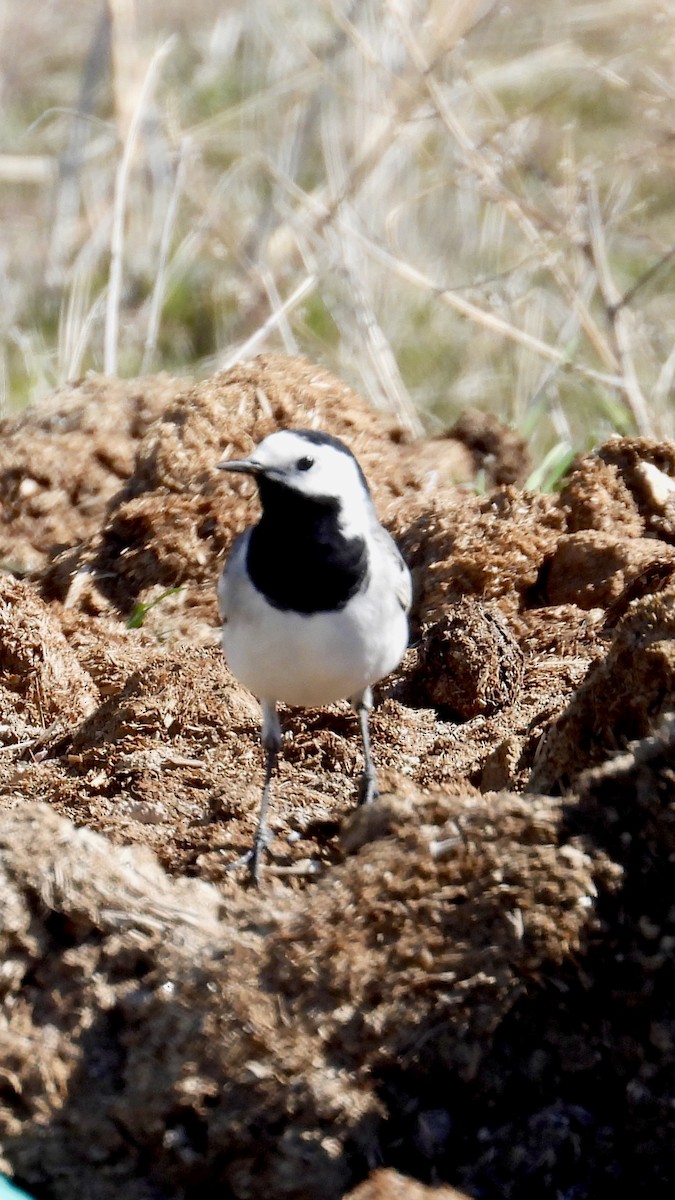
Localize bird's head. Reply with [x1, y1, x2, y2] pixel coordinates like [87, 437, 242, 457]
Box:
[217, 429, 374, 535]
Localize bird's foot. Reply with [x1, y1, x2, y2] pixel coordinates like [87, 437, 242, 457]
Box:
[225, 832, 269, 885]
[357, 771, 378, 806]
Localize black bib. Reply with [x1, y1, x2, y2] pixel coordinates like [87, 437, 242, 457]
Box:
[246, 477, 368, 613]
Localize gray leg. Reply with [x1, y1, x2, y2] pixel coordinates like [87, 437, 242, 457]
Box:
[230, 701, 281, 884]
[248, 701, 281, 883]
[352, 687, 378, 806]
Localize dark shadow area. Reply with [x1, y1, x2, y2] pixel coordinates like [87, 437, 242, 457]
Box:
[352, 720, 675, 1198]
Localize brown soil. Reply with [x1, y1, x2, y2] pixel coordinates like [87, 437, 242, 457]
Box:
[0, 354, 673, 1199]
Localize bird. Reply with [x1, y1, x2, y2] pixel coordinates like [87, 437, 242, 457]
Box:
[216, 428, 412, 882]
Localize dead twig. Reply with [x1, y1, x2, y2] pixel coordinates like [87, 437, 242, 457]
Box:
[349, 229, 625, 391]
[387, 0, 620, 376]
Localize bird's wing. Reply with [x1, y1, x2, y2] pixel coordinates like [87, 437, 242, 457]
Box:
[217, 529, 251, 624]
[372, 523, 413, 615]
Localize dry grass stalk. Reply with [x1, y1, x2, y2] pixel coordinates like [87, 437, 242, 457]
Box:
[584, 174, 653, 435]
[104, 35, 175, 374]
[1, 0, 675, 447]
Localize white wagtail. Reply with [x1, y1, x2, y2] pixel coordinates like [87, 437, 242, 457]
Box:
[217, 428, 412, 882]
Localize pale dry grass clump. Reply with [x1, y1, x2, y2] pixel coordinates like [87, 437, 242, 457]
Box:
[1, 0, 675, 459]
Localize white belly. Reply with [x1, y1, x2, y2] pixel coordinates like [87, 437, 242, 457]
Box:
[219, 549, 408, 707]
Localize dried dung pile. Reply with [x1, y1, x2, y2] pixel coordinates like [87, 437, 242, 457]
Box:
[0, 374, 183, 573]
[0, 354, 673, 1198]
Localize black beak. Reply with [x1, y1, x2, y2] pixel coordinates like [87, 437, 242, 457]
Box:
[216, 458, 262, 476]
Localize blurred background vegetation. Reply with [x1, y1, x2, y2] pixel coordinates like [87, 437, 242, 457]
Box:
[1, 0, 674, 468]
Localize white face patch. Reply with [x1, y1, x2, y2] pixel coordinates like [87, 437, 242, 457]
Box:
[251, 431, 374, 539]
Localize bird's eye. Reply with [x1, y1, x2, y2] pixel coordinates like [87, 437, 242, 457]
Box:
[296, 456, 314, 471]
